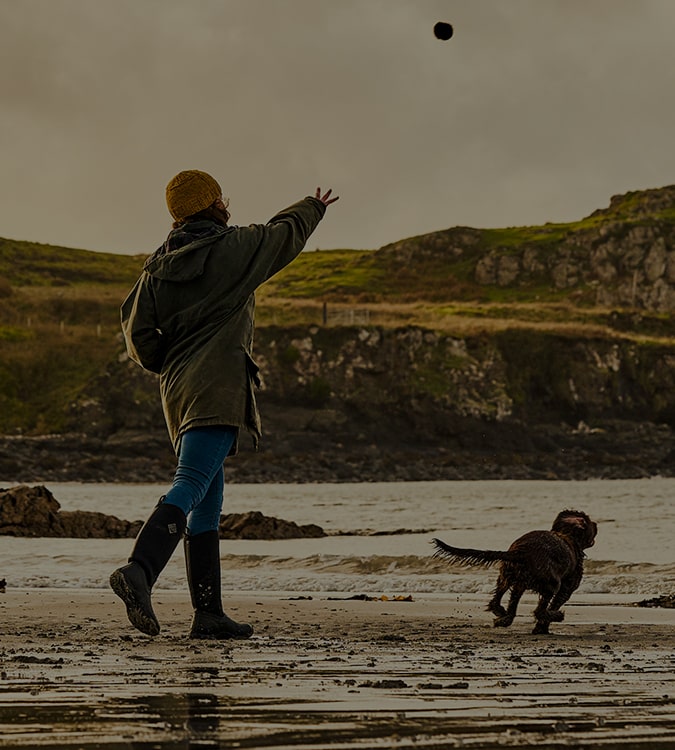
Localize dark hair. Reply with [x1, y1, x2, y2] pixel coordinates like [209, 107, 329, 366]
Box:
[173, 202, 230, 229]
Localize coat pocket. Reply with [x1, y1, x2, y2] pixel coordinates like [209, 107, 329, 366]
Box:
[245, 353, 262, 388]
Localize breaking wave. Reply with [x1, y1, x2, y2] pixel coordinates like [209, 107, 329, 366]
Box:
[4, 478, 675, 597]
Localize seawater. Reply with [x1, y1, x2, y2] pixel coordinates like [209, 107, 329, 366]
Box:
[1, 479, 673, 597]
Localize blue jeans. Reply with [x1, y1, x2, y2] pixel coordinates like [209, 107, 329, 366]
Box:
[163, 426, 238, 535]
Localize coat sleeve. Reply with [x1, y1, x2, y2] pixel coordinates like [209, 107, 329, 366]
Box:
[221, 196, 326, 296]
[120, 276, 166, 374]
[261, 196, 327, 279]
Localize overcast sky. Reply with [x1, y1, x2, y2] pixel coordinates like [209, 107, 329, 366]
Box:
[1, 0, 674, 256]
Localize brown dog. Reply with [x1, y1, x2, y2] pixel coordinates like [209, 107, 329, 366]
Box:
[432, 510, 597, 634]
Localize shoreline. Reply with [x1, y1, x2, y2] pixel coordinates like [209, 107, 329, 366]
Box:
[1, 589, 674, 748]
[2, 421, 675, 484]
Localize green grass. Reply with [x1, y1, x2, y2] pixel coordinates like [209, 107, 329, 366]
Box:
[0, 326, 117, 433]
[262, 249, 383, 298]
[0, 237, 142, 287]
[0, 325, 33, 342]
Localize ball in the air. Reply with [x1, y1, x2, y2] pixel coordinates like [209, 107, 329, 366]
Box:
[433, 21, 453, 40]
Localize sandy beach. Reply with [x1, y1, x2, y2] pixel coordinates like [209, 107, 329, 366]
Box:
[1, 588, 674, 748]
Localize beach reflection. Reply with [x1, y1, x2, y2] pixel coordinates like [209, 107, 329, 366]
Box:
[3, 689, 675, 750]
[2, 635, 674, 750]
[185, 692, 220, 737]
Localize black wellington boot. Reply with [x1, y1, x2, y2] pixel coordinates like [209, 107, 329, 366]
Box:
[109, 500, 187, 636]
[185, 530, 253, 640]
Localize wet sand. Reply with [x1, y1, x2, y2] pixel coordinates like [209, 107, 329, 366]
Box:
[1, 589, 674, 748]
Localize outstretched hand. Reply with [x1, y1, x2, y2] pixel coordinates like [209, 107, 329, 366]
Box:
[315, 187, 339, 206]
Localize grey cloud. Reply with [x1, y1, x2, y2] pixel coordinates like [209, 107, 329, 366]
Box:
[0, 0, 674, 255]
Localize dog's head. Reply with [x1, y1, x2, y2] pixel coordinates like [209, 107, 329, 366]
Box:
[551, 509, 597, 549]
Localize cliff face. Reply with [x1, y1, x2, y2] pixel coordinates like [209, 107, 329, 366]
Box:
[253, 325, 675, 429]
[70, 324, 675, 441]
[475, 221, 675, 309]
[42, 323, 674, 483]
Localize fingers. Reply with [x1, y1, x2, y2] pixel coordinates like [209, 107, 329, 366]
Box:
[316, 187, 339, 206]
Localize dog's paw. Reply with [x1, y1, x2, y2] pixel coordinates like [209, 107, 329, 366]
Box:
[488, 604, 507, 618]
[493, 615, 514, 628]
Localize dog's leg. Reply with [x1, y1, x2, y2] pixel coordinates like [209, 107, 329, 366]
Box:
[546, 579, 578, 623]
[487, 571, 509, 619]
[494, 582, 524, 627]
[532, 585, 559, 634]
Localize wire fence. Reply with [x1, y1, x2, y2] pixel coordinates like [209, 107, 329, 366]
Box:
[322, 304, 371, 326]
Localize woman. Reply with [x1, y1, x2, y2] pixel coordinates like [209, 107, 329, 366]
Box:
[110, 170, 338, 639]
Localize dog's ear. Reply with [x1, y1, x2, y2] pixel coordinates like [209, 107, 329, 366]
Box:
[552, 509, 582, 532]
[553, 510, 596, 548]
[577, 518, 597, 548]
[587, 520, 598, 546]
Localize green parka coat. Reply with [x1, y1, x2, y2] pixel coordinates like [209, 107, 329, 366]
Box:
[120, 196, 326, 453]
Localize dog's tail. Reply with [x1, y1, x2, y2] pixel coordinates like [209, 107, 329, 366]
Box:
[431, 538, 517, 568]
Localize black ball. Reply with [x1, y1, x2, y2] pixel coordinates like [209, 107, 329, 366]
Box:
[433, 21, 453, 41]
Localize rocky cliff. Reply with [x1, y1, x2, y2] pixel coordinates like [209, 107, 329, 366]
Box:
[1, 322, 671, 483]
[377, 185, 675, 309]
[1, 185, 675, 483]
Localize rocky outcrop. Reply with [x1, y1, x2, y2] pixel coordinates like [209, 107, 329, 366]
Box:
[0, 485, 326, 539]
[218, 511, 325, 540]
[380, 185, 675, 311]
[637, 594, 675, 609]
[481, 221, 675, 310]
[0, 484, 141, 538]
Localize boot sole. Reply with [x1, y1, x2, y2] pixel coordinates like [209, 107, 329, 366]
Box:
[189, 614, 254, 640]
[109, 569, 160, 637]
[189, 629, 253, 640]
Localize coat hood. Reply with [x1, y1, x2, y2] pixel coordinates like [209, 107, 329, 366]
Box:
[143, 221, 232, 282]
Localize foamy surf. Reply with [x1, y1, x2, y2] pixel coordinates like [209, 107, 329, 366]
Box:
[1, 479, 673, 599]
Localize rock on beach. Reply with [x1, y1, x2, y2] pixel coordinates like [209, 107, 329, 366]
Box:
[0, 484, 141, 538]
[0, 485, 326, 540]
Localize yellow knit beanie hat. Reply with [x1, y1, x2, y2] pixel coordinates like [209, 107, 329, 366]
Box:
[165, 170, 222, 221]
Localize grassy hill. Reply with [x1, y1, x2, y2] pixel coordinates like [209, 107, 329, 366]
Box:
[2, 182, 675, 321]
[256, 185, 675, 338]
[1, 184, 674, 435]
[0, 238, 143, 433]
[0, 236, 142, 287]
